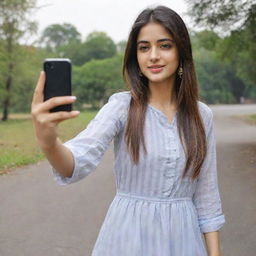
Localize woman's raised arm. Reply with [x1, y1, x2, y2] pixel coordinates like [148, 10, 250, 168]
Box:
[31, 71, 80, 178]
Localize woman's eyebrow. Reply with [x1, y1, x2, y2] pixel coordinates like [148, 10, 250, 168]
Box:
[137, 38, 174, 45]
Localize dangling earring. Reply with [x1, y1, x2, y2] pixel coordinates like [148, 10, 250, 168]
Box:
[178, 66, 183, 79]
[138, 69, 143, 77]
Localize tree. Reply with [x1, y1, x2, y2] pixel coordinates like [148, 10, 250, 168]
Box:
[80, 31, 117, 64]
[10, 45, 49, 112]
[73, 54, 126, 109]
[116, 40, 127, 53]
[191, 31, 248, 103]
[57, 40, 84, 64]
[0, 0, 37, 121]
[191, 30, 220, 51]
[42, 30, 117, 66]
[40, 23, 81, 53]
[216, 27, 256, 96]
[186, 0, 255, 33]
[187, 0, 256, 100]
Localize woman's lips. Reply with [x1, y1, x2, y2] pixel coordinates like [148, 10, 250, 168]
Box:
[148, 65, 165, 73]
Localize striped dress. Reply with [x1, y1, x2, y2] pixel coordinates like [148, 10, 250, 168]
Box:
[52, 91, 226, 256]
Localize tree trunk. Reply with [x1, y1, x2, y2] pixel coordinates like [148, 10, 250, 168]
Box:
[2, 63, 13, 121]
[1, 22, 14, 122]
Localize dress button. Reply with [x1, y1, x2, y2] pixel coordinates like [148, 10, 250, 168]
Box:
[162, 191, 171, 197]
[164, 173, 175, 178]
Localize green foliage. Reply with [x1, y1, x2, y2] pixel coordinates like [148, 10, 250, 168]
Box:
[187, 0, 256, 102]
[78, 31, 117, 65]
[191, 30, 220, 51]
[186, 0, 255, 32]
[192, 32, 248, 103]
[10, 46, 51, 112]
[42, 28, 118, 66]
[216, 28, 256, 88]
[40, 23, 81, 52]
[0, 0, 37, 42]
[57, 40, 84, 63]
[195, 57, 241, 104]
[116, 40, 127, 54]
[0, 0, 37, 121]
[73, 54, 126, 109]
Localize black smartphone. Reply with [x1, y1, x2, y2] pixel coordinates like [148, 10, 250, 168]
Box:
[43, 58, 72, 112]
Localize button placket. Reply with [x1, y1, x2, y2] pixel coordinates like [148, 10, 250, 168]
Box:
[162, 127, 180, 197]
[148, 104, 179, 197]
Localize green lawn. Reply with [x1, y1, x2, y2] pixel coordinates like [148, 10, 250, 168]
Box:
[246, 114, 256, 125]
[250, 114, 256, 122]
[0, 111, 97, 174]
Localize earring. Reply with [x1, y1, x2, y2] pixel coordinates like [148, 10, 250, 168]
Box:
[138, 68, 143, 77]
[178, 66, 183, 79]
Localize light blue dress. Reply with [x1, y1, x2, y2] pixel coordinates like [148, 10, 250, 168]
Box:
[52, 91, 226, 256]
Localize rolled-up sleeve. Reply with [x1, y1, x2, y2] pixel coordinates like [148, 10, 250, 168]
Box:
[52, 92, 127, 185]
[192, 108, 226, 233]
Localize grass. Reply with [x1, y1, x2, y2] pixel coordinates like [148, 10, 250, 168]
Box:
[0, 111, 98, 174]
[248, 114, 256, 125]
[233, 113, 256, 126]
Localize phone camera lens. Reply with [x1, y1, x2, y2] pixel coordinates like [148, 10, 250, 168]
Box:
[46, 63, 54, 69]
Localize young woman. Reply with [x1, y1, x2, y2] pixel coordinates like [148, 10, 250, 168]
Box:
[31, 5, 226, 256]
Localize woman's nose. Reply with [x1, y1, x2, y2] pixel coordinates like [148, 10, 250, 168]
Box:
[150, 47, 160, 62]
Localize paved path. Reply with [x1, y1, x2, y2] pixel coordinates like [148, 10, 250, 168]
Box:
[0, 104, 255, 256]
[210, 104, 256, 256]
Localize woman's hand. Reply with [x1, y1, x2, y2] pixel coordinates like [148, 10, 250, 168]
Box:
[31, 71, 80, 150]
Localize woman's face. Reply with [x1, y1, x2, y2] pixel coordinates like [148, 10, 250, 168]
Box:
[136, 22, 179, 85]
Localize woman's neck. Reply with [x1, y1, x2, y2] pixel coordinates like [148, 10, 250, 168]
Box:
[148, 80, 177, 109]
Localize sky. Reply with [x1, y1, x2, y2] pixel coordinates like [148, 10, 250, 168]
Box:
[33, 0, 191, 44]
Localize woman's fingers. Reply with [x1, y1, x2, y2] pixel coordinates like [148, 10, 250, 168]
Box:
[32, 71, 77, 113]
[32, 71, 46, 106]
[46, 110, 80, 123]
[37, 111, 80, 127]
[33, 110, 80, 128]
[31, 71, 79, 125]
[31, 71, 80, 149]
[39, 96, 77, 113]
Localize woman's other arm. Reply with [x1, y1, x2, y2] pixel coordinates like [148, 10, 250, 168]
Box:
[204, 231, 221, 256]
[192, 104, 225, 255]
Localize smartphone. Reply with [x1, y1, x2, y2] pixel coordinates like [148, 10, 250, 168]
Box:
[43, 58, 72, 112]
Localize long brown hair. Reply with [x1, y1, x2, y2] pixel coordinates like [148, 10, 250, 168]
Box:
[122, 6, 207, 180]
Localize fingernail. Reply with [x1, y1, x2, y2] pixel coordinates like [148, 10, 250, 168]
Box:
[72, 111, 80, 115]
[70, 96, 76, 100]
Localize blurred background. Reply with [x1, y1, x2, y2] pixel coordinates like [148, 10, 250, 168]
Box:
[0, 0, 255, 170]
[0, 0, 255, 255]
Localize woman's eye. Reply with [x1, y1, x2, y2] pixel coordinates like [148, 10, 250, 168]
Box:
[161, 44, 171, 49]
[138, 46, 149, 51]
